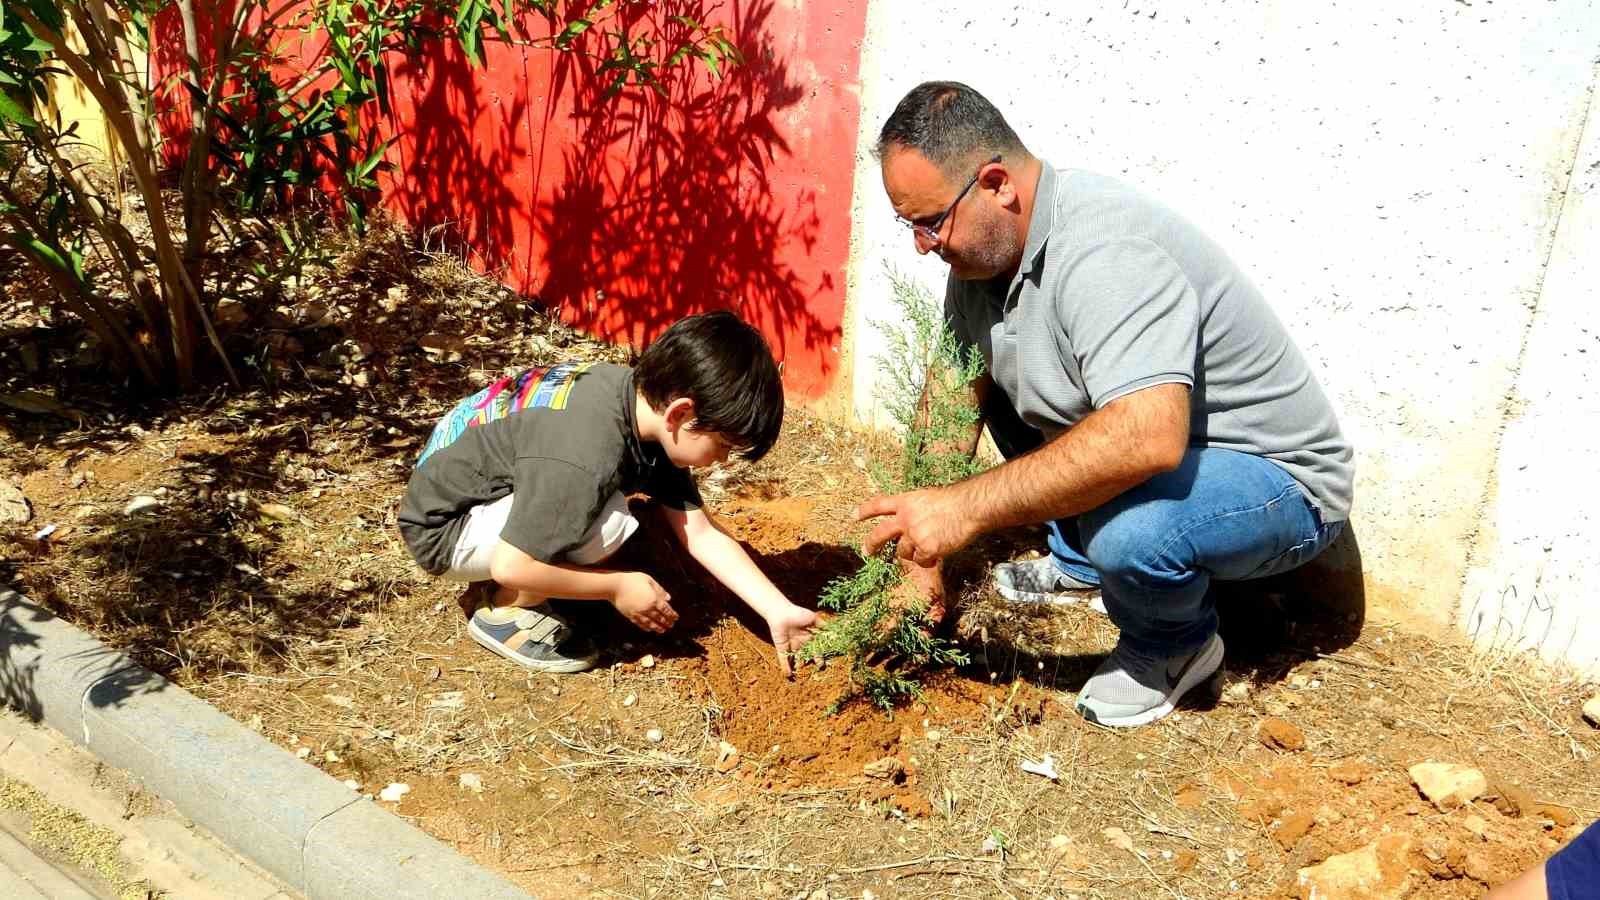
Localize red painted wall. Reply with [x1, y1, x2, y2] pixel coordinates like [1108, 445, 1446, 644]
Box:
[160, 2, 867, 400]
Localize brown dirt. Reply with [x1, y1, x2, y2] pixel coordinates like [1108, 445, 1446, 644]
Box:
[4, 226, 1598, 898]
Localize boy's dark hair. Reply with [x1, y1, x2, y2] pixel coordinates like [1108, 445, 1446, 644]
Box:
[635, 310, 784, 462]
[875, 81, 1028, 178]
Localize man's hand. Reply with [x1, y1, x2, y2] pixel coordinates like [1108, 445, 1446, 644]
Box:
[855, 486, 978, 566]
[611, 571, 678, 633]
[765, 604, 818, 676]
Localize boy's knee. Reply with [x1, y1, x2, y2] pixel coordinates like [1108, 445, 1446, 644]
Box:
[565, 492, 639, 565]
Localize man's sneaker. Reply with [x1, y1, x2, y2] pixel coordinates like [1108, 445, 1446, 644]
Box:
[992, 556, 1106, 612]
[468, 604, 599, 674]
[1076, 633, 1224, 728]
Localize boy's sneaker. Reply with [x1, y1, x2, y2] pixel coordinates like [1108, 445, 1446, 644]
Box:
[1076, 633, 1224, 728]
[468, 604, 598, 674]
[992, 556, 1106, 612]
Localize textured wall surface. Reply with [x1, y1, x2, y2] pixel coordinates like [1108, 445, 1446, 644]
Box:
[841, 0, 1600, 664]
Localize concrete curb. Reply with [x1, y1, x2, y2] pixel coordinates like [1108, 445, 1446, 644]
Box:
[0, 589, 531, 900]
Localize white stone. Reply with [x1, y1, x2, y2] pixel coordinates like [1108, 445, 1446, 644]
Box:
[1296, 836, 1413, 900]
[123, 495, 160, 516]
[1583, 695, 1600, 728]
[1409, 761, 1488, 809]
[379, 783, 410, 802]
[459, 773, 485, 793]
[645, 728, 664, 743]
[0, 481, 31, 524]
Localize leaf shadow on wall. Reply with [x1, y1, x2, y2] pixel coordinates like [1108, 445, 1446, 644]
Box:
[529, 0, 834, 368]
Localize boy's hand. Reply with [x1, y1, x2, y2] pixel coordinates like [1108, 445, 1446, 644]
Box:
[611, 572, 678, 633]
[766, 605, 818, 676]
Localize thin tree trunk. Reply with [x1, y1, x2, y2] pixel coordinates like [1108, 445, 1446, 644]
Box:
[0, 223, 161, 388]
[36, 137, 173, 369]
[18, 5, 202, 388]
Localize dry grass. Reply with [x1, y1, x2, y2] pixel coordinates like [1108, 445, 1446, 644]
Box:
[3, 219, 1597, 899]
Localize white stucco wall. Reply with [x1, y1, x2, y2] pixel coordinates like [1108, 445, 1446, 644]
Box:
[1459, 79, 1600, 676]
[840, 0, 1600, 669]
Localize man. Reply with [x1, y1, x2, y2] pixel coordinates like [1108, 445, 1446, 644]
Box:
[858, 81, 1354, 728]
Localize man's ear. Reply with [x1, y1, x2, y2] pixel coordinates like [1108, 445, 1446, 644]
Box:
[664, 396, 696, 431]
[985, 163, 1018, 208]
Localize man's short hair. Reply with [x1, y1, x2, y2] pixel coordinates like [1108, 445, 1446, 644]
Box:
[634, 310, 784, 462]
[876, 81, 1027, 177]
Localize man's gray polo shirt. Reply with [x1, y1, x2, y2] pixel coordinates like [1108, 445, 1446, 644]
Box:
[945, 162, 1354, 522]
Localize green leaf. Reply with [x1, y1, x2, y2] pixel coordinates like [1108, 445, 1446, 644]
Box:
[355, 138, 390, 178]
[20, 236, 73, 275]
[0, 91, 35, 127]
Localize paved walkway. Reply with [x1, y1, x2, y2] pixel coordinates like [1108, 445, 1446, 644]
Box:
[0, 709, 295, 899]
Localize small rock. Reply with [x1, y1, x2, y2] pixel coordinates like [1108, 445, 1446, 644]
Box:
[214, 298, 249, 328]
[645, 728, 664, 743]
[1289, 673, 1310, 690]
[1463, 815, 1490, 840]
[861, 890, 876, 900]
[640, 654, 656, 669]
[1297, 836, 1413, 900]
[324, 750, 341, 763]
[419, 333, 467, 363]
[806, 890, 830, 900]
[862, 757, 904, 779]
[1222, 681, 1252, 704]
[1273, 809, 1316, 850]
[459, 773, 485, 793]
[623, 692, 638, 707]
[924, 729, 942, 743]
[1583, 695, 1600, 729]
[296, 746, 311, 759]
[1103, 827, 1136, 853]
[123, 495, 161, 516]
[1409, 761, 1488, 810]
[0, 481, 32, 524]
[68, 472, 88, 489]
[1330, 759, 1369, 785]
[257, 502, 299, 523]
[343, 779, 360, 790]
[1256, 717, 1307, 752]
[715, 741, 740, 774]
[336, 579, 358, 593]
[379, 782, 411, 803]
[1532, 802, 1578, 828]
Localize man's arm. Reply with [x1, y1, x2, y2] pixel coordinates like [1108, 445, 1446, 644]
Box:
[859, 382, 1191, 565]
[662, 506, 817, 673]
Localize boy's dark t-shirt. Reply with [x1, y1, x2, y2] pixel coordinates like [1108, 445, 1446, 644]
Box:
[398, 362, 701, 575]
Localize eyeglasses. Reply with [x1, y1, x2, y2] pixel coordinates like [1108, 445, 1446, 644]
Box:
[894, 154, 1002, 245]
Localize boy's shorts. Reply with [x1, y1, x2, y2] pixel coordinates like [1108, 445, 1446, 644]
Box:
[440, 491, 640, 583]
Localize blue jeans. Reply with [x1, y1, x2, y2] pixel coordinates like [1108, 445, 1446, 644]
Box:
[984, 395, 1344, 656]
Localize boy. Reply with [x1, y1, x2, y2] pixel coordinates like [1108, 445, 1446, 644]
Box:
[398, 311, 817, 674]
